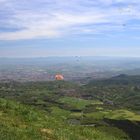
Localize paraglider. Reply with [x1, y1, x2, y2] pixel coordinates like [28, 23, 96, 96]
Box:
[55, 74, 64, 80]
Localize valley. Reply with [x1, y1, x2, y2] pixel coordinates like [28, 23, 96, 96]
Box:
[0, 74, 140, 140]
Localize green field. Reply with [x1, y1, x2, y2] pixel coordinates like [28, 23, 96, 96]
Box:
[59, 97, 103, 110]
[0, 75, 140, 140]
[0, 98, 130, 140]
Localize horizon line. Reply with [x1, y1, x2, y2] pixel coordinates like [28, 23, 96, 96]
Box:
[0, 56, 140, 59]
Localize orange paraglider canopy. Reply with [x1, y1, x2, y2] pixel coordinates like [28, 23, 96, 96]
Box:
[55, 74, 64, 80]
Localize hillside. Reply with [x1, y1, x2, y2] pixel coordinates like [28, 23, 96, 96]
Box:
[0, 98, 130, 140]
[0, 75, 140, 140]
[84, 74, 140, 110]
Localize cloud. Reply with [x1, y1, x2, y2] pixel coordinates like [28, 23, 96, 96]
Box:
[0, 0, 140, 40]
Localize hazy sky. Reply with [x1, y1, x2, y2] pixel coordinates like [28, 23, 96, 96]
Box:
[0, 0, 140, 57]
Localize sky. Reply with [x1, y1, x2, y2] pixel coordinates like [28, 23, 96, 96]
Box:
[0, 0, 140, 57]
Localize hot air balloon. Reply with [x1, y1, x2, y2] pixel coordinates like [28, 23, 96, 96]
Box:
[55, 74, 64, 80]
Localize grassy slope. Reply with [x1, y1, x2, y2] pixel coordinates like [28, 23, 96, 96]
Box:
[0, 98, 130, 140]
[84, 75, 140, 110]
[59, 97, 102, 110]
[1, 75, 140, 140]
